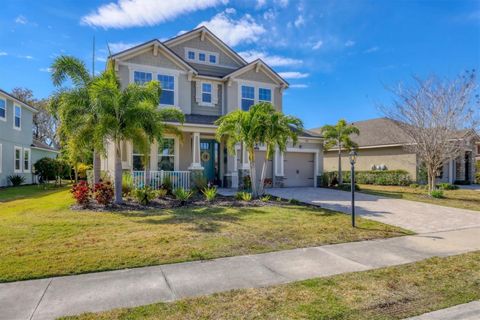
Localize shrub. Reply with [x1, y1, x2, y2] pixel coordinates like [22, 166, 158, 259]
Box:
[236, 191, 252, 201]
[437, 183, 459, 190]
[161, 175, 173, 194]
[430, 189, 444, 198]
[122, 172, 134, 196]
[337, 183, 360, 192]
[242, 175, 251, 190]
[323, 170, 412, 186]
[409, 183, 419, 188]
[454, 180, 471, 185]
[71, 181, 90, 206]
[173, 188, 193, 204]
[156, 188, 168, 199]
[260, 195, 271, 202]
[192, 172, 208, 192]
[93, 180, 114, 206]
[77, 163, 91, 180]
[263, 178, 273, 188]
[289, 198, 301, 205]
[202, 187, 217, 202]
[8, 175, 25, 186]
[133, 186, 157, 205]
[34, 157, 71, 183]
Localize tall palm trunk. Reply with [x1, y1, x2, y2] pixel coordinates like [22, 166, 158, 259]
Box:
[93, 149, 101, 183]
[114, 140, 123, 204]
[248, 147, 259, 198]
[338, 146, 343, 184]
[258, 145, 272, 196]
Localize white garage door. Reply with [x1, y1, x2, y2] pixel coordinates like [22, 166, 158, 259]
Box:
[283, 152, 315, 187]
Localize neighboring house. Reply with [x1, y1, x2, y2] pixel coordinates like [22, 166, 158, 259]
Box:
[313, 118, 478, 184]
[0, 89, 59, 187]
[101, 26, 323, 188]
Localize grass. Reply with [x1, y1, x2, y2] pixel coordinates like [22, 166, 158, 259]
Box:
[0, 185, 409, 283]
[359, 184, 480, 211]
[62, 251, 480, 320]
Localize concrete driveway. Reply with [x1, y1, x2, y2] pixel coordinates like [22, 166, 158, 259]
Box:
[267, 188, 480, 233]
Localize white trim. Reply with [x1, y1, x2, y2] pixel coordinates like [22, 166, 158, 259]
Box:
[13, 104, 21, 131]
[31, 146, 60, 153]
[199, 81, 214, 107]
[0, 91, 37, 113]
[184, 47, 220, 66]
[23, 147, 31, 173]
[188, 132, 204, 170]
[0, 97, 6, 121]
[14, 146, 22, 173]
[224, 61, 287, 87]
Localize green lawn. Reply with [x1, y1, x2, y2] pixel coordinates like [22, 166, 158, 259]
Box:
[359, 184, 480, 211]
[63, 252, 480, 320]
[0, 185, 409, 283]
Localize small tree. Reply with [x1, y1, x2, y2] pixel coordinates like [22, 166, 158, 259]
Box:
[382, 71, 479, 192]
[321, 119, 360, 184]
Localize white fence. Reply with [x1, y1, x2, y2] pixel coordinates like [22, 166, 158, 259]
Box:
[132, 170, 191, 190]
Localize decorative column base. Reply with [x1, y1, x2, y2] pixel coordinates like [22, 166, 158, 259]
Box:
[274, 176, 285, 188]
[238, 169, 251, 190]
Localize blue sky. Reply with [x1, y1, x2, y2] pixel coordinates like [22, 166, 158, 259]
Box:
[0, 0, 479, 129]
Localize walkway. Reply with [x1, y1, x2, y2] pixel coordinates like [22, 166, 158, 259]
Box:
[2, 227, 479, 320]
[267, 187, 480, 233]
[406, 300, 480, 319]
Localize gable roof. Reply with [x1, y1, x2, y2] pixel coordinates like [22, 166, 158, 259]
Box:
[164, 26, 247, 66]
[223, 59, 289, 87]
[0, 89, 37, 113]
[109, 39, 197, 73]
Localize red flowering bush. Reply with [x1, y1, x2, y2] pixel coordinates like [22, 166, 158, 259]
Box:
[71, 181, 90, 206]
[93, 180, 114, 206]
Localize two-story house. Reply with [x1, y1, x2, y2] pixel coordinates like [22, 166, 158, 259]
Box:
[0, 89, 59, 187]
[101, 27, 323, 189]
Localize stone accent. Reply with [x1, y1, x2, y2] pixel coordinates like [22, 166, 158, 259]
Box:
[274, 176, 285, 188]
[238, 169, 250, 190]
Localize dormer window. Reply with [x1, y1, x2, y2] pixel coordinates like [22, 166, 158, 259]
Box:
[188, 51, 195, 60]
[209, 55, 216, 64]
[199, 53, 206, 62]
[184, 48, 218, 65]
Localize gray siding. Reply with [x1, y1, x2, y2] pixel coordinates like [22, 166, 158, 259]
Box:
[191, 82, 222, 116]
[236, 68, 277, 85]
[190, 64, 235, 77]
[125, 49, 180, 70]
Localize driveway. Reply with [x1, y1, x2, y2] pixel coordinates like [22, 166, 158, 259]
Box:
[267, 188, 480, 233]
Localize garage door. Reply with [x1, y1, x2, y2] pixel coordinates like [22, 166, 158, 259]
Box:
[254, 151, 273, 187]
[284, 152, 315, 187]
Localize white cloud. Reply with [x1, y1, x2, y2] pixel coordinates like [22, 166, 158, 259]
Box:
[263, 9, 276, 21]
[344, 40, 355, 47]
[294, 15, 305, 28]
[290, 84, 308, 88]
[275, 0, 289, 8]
[19, 55, 33, 60]
[364, 46, 379, 53]
[198, 10, 266, 46]
[278, 71, 309, 79]
[108, 42, 140, 53]
[256, 0, 266, 9]
[15, 15, 28, 24]
[239, 50, 302, 67]
[0, 51, 7, 56]
[39, 67, 52, 73]
[312, 40, 323, 50]
[81, 0, 226, 29]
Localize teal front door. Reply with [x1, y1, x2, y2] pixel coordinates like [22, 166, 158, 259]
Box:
[200, 139, 217, 183]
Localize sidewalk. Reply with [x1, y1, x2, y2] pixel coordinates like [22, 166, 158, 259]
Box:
[2, 227, 479, 320]
[406, 300, 480, 319]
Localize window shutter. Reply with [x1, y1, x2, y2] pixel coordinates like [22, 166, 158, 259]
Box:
[212, 84, 218, 105]
[195, 81, 202, 104]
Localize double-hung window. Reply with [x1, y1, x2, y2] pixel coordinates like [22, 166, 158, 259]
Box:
[158, 74, 175, 105]
[209, 55, 216, 64]
[157, 138, 175, 171]
[14, 105, 21, 130]
[14, 146, 22, 172]
[23, 148, 30, 173]
[133, 71, 152, 85]
[259, 88, 272, 103]
[132, 145, 144, 171]
[0, 98, 5, 120]
[199, 53, 206, 62]
[201, 83, 212, 104]
[241, 86, 255, 111]
[187, 51, 195, 60]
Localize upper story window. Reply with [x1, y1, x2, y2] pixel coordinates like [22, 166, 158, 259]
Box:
[241, 86, 255, 111]
[14, 105, 21, 130]
[158, 74, 175, 105]
[188, 51, 195, 60]
[134, 71, 152, 85]
[184, 48, 218, 65]
[0, 98, 5, 120]
[209, 55, 216, 64]
[201, 83, 212, 104]
[158, 138, 175, 171]
[199, 53, 206, 62]
[259, 88, 272, 103]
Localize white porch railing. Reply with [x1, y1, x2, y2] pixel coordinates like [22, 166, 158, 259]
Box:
[132, 170, 191, 190]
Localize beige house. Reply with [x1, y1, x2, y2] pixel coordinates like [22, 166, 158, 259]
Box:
[101, 27, 323, 189]
[313, 118, 478, 184]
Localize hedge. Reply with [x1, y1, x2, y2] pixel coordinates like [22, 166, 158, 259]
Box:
[320, 170, 412, 186]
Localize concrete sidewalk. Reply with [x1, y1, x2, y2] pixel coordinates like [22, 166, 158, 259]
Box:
[2, 227, 479, 320]
[406, 300, 480, 319]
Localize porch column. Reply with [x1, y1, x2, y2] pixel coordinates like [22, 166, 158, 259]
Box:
[188, 132, 203, 170]
[240, 142, 250, 170]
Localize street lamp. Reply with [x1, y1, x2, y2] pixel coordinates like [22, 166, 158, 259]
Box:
[349, 151, 358, 227]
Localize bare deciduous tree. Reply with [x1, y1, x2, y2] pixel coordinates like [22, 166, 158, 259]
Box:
[381, 71, 479, 192]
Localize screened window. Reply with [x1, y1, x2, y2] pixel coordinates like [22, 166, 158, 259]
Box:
[209, 55, 216, 64]
[158, 74, 175, 105]
[14, 147, 21, 172]
[201, 83, 212, 104]
[188, 51, 195, 60]
[23, 148, 30, 172]
[259, 88, 272, 102]
[0, 98, 5, 119]
[14, 105, 21, 129]
[132, 145, 144, 171]
[157, 138, 175, 171]
[133, 71, 152, 85]
[199, 53, 206, 61]
[241, 86, 255, 111]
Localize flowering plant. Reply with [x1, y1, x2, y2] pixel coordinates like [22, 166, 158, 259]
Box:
[71, 181, 90, 206]
[93, 180, 114, 205]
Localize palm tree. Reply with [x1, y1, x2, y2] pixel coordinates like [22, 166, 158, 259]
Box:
[256, 103, 303, 196]
[321, 119, 360, 184]
[50, 56, 102, 184]
[89, 64, 184, 204]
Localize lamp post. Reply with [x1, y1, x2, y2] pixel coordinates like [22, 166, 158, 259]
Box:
[349, 151, 358, 227]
